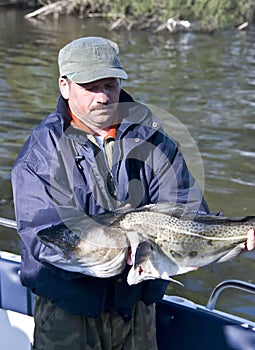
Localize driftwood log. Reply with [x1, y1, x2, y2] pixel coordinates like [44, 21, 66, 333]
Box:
[24, 0, 73, 19]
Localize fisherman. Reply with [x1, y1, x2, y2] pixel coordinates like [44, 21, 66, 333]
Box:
[11, 37, 255, 350]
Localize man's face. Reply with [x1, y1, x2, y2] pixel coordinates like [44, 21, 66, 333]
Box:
[59, 77, 121, 132]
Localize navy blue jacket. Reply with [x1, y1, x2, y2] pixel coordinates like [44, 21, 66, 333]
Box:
[11, 90, 209, 318]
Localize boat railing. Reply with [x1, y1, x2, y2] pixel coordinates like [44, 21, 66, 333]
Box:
[206, 279, 255, 311]
[0, 217, 17, 229]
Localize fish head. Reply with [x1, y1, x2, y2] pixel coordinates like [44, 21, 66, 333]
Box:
[37, 224, 81, 260]
[127, 240, 186, 286]
[37, 220, 129, 278]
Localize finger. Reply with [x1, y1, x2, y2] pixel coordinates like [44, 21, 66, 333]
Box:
[116, 203, 132, 212]
[246, 229, 255, 251]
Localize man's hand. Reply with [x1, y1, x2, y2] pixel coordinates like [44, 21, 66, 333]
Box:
[246, 228, 255, 251]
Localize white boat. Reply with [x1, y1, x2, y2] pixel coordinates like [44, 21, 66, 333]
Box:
[1, 217, 255, 349]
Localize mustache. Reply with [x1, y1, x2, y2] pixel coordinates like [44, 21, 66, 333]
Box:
[89, 103, 118, 112]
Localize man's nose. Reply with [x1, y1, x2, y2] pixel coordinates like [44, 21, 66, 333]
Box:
[96, 89, 109, 104]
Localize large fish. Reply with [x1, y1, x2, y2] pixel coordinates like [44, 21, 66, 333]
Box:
[37, 203, 255, 285]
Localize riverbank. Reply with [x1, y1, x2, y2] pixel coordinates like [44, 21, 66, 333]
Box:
[1, 0, 255, 33]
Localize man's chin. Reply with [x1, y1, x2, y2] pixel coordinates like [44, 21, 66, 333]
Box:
[81, 115, 116, 130]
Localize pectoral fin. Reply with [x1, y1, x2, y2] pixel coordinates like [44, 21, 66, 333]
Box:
[127, 241, 183, 286]
[127, 262, 183, 286]
[134, 241, 152, 266]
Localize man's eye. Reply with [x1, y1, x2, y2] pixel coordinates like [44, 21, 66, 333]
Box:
[81, 86, 95, 92]
[107, 84, 118, 88]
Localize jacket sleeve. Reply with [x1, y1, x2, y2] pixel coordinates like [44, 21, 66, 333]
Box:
[11, 131, 85, 279]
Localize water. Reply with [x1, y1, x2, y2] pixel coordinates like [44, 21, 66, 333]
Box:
[0, 8, 255, 320]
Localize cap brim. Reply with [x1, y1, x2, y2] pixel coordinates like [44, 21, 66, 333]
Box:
[69, 67, 128, 84]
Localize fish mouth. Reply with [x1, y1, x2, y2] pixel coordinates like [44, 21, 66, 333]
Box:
[38, 233, 71, 259]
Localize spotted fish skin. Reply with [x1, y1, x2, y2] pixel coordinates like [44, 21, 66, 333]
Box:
[118, 209, 254, 285]
[37, 203, 255, 285]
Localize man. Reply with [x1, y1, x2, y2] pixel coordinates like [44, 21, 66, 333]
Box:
[11, 37, 255, 349]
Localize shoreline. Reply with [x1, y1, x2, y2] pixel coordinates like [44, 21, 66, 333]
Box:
[1, 0, 255, 33]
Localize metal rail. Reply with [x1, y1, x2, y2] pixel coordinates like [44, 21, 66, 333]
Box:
[206, 279, 255, 311]
[0, 217, 17, 229]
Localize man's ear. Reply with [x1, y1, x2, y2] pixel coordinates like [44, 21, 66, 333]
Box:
[59, 77, 70, 99]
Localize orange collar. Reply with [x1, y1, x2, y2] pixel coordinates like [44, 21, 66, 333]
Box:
[68, 106, 118, 140]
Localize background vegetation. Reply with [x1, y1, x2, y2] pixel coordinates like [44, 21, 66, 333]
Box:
[2, 0, 255, 32]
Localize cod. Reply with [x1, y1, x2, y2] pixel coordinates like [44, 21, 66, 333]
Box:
[37, 203, 255, 285]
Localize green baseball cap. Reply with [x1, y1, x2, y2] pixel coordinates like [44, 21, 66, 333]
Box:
[58, 36, 128, 83]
